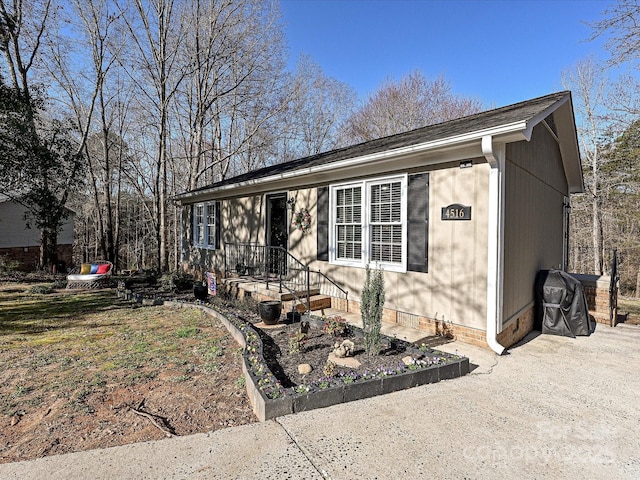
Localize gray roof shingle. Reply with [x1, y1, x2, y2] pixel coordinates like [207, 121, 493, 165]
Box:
[178, 91, 570, 198]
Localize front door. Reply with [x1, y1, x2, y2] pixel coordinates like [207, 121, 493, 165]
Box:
[266, 193, 288, 275]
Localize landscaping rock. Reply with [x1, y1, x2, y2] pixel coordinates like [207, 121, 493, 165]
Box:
[402, 355, 415, 366]
[332, 339, 355, 358]
[298, 364, 313, 375]
[328, 353, 361, 369]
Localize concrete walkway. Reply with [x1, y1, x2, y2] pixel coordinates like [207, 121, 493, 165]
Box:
[2, 323, 639, 479]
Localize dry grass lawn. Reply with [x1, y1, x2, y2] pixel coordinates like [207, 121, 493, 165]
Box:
[0, 282, 255, 464]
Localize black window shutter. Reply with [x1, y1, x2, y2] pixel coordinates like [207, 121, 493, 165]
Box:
[317, 186, 329, 261]
[407, 173, 429, 272]
[214, 201, 221, 250]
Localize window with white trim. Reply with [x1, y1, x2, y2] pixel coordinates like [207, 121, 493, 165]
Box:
[335, 185, 362, 261]
[370, 181, 402, 263]
[193, 201, 219, 249]
[330, 175, 407, 271]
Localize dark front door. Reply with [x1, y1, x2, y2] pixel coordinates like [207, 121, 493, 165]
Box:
[266, 194, 288, 275]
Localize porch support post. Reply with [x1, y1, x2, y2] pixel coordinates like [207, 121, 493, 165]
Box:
[482, 135, 506, 355]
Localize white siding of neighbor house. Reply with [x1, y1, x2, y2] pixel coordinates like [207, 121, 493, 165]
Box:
[0, 200, 74, 248]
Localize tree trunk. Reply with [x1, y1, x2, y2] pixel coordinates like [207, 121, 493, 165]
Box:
[39, 228, 58, 271]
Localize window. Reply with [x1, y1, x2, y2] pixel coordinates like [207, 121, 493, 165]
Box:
[193, 201, 219, 249]
[194, 204, 204, 245]
[330, 175, 407, 271]
[370, 182, 402, 263]
[335, 186, 362, 261]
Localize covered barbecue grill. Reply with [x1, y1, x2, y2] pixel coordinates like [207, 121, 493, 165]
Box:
[535, 270, 593, 337]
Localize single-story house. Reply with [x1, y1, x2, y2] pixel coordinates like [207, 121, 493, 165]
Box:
[174, 91, 583, 354]
[0, 195, 74, 271]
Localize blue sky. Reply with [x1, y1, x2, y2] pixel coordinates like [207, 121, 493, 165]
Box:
[281, 0, 613, 108]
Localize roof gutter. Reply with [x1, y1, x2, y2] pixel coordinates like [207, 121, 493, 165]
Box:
[482, 135, 506, 355]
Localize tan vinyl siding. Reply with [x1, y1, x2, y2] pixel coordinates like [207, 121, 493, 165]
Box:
[502, 124, 568, 324]
[223, 195, 266, 246]
[288, 188, 318, 265]
[306, 161, 489, 331]
[182, 195, 267, 272]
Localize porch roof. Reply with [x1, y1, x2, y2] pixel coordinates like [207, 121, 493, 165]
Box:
[175, 91, 582, 203]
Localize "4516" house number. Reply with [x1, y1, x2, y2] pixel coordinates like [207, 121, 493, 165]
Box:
[441, 204, 471, 221]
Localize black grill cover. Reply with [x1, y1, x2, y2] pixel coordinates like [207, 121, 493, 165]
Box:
[535, 270, 593, 337]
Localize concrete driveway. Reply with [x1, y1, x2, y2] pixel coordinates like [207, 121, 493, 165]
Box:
[1, 322, 638, 479]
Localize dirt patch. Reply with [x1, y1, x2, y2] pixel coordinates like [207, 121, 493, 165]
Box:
[0, 279, 449, 465]
[616, 296, 640, 325]
[0, 285, 256, 464]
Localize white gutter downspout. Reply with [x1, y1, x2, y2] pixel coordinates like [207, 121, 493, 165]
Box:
[482, 135, 506, 355]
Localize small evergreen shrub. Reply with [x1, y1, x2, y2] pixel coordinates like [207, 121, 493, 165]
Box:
[288, 331, 307, 354]
[361, 263, 385, 356]
[0, 257, 20, 273]
[323, 315, 350, 337]
[160, 272, 194, 291]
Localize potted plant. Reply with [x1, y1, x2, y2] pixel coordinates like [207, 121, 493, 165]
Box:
[258, 300, 282, 325]
[193, 280, 208, 301]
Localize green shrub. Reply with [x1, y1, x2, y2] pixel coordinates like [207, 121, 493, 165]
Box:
[29, 285, 53, 295]
[323, 315, 350, 337]
[288, 331, 307, 354]
[51, 280, 67, 289]
[0, 256, 20, 273]
[160, 272, 194, 291]
[361, 264, 385, 356]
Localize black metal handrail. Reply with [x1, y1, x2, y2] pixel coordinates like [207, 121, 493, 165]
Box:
[610, 248, 619, 327]
[224, 243, 311, 312]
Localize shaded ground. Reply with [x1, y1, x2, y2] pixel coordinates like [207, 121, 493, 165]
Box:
[618, 295, 640, 325]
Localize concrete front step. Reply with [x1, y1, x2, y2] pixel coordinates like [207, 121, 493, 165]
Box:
[279, 289, 320, 301]
[283, 294, 332, 313]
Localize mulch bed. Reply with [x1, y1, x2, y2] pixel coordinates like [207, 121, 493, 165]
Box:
[258, 321, 415, 388]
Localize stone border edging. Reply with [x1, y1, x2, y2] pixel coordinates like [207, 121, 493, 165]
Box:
[162, 300, 470, 422]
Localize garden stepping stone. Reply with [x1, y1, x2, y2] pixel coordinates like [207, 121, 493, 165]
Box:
[328, 353, 361, 369]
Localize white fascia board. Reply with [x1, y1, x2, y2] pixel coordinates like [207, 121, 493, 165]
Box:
[177, 121, 529, 204]
[522, 95, 569, 141]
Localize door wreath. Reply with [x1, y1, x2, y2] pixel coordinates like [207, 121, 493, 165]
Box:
[293, 208, 312, 234]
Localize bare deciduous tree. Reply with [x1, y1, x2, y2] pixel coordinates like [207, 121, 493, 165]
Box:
[117, 0, 188, 271]
[44, 0, 129, 268]
[562, 57, 613, 275]
[340, 70, 483, 144]
[279, 55, 357, 161]
[589, 0, 640, 68]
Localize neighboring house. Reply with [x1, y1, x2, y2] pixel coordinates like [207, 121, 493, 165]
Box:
[0, 195, 74, 271]
[174, 91, 583, 354]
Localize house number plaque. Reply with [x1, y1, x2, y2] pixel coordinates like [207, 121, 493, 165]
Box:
[441, 204, 471, 221]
